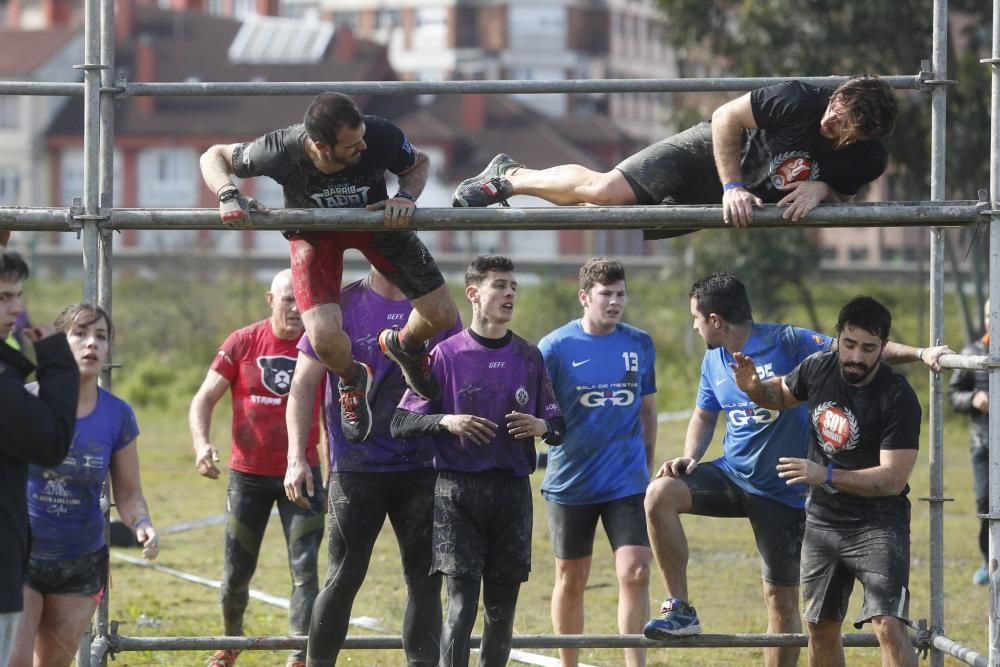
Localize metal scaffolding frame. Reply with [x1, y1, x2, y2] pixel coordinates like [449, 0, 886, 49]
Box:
[1, 0, 997, 664]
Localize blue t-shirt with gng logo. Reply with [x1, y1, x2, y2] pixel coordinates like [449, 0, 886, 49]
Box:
[697, 322, 831, 508]
[539, 320, 657, 505]
[27, 387, 139, 559]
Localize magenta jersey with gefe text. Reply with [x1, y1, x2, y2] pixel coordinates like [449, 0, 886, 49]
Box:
[398, 329, 561, 476]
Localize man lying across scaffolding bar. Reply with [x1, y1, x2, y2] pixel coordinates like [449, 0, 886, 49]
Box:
[452, 76, 897, 238]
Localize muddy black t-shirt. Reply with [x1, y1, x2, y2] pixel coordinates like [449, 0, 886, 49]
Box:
[231, 116, 417, 209]
[785, 351, 920, 528]
[743, 81, 888, 203]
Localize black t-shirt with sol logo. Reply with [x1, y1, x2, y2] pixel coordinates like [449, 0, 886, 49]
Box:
[232, 115, 417, 209]
[744, 81, 888, 202]
[785, 351, 920, 528]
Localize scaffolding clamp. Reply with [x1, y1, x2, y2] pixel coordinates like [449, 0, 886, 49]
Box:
[914, 620, 933, 659]
[105, 75, 128, 99]
[918, 61, 956, 87]
[73, 62, 111, 72]
[918, 496, 954, 504]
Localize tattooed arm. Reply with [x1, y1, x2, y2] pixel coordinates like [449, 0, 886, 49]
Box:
[730, 352, 803, 411]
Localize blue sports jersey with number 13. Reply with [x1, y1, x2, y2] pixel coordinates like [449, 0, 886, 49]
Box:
[540, 320, 656, 505]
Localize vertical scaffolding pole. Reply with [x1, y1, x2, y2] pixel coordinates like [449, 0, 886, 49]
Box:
[80, 0, 101, 304]
[928, 2, 949, 666]
[989, 2, 1000, 664]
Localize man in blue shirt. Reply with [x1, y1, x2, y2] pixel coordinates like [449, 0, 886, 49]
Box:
[643, 272, 946, 667]
[540, 258, 657, 667]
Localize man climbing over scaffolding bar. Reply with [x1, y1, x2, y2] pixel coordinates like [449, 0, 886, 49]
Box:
[200, 92, 459, 446]
[452, 76, 897, 238]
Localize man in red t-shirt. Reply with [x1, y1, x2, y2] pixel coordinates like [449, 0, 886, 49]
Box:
[189, 269, 323, 667]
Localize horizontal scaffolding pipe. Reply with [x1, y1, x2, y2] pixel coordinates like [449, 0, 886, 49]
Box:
[113, 632, 896, 652]
[122, 75, 925, 97]
[939, 354, 992, 370]
[930, 633, 988, 667]
[0, 202, 984, 233]
[0, 75, 925, 98]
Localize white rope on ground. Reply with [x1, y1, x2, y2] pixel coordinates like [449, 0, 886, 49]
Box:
[109, 551, 597, 667]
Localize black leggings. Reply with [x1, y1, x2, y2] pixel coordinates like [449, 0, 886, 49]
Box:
[307, 470, 441, 667]
[440, 576, 521, 667]
[221, 469, 325, 661]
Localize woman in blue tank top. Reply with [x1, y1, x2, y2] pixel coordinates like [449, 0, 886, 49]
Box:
[9, 304, 158, 667]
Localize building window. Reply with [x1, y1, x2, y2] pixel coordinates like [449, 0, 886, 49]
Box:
[205, 0, 225, 16]
[376, 8, 400, 29]
[820, 246, 838, 261]
[881, 247, 899, 262]
[59, 149, 123, 207]
[847, 247, 869, 262]
[0, 169, 19, 205]
[234, 0, 256, 19]
[137, 148, 198, 208]
[0, 97, 18, 129]
[334, 11, 358, 30]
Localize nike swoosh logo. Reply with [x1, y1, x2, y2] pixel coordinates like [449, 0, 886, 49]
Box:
[572, 359, 591, 368]
[716, 377, 727, 385]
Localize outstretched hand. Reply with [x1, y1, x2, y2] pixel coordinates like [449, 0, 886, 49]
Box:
[729, 352, 760, 393]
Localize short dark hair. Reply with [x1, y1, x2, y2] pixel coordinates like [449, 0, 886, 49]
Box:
[836, 295, 891, 343]
[833, 75, 897, 141]
[689, 272, 752, 324]
[54, 303, 115, 343]
[465, 255, 515, 287]
[303, 92, 364, 147]
[579, 257, 625, 292]
[0, 250, 29, 283]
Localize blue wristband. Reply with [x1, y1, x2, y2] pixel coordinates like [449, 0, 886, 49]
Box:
[394, 190, 416, 202]
[826, 464, 834, 486]
[723, 181, 745, 191]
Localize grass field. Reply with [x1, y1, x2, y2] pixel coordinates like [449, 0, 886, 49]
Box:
[18, 273, 985, 665]
[99, 408, 989, 667]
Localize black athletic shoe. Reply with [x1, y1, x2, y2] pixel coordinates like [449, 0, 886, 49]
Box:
[378, 328, 440, 400]
[339, 362, 373, 443]
[452, 154, 521, 207]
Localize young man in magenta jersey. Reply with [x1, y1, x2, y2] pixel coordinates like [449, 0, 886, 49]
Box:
[391, 255, 564, 667]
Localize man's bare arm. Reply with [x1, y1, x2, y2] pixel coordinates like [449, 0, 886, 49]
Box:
[199, 143, 240, 195]
[777, 448, 918, 497]
[712, 94, 762, 227]
[731, 352, 803, 410]
[395, 150, 430, 199]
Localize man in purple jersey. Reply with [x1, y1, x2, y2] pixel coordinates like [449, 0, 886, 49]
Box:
[284, 267, 461, 666]
[391, 255, 564, 667]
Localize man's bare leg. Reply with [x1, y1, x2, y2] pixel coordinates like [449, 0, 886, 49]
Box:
[400, 283, 459, 350]
[506, 166, 637, 206]
[807, 619, 845, 667]
[302, 303, 354, 377]
[644, 476, 693, 600]
[870, 616, 917, 667]
[615, 545, 652, 667]
[551, 556, 591, 667]
[762, 581, 801, 667]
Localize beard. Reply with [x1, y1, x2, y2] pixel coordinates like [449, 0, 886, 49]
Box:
[839, 361, 873, 384]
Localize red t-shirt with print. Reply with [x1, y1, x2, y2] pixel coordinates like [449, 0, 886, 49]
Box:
[211, 319, 321, 476]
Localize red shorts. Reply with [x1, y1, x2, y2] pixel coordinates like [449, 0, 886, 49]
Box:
[288, 230, 444, 312]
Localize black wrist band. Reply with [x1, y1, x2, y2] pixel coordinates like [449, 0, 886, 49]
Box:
[395, 190, 416, 202]
[218, 187, 240, 203]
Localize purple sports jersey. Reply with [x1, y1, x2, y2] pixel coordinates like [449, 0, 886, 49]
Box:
[398, 330, 562, 476]
[299, 279, 462, 472]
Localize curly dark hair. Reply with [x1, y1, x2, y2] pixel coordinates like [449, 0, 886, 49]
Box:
[832, 75, 897, 143]
[303, 92, 364, 147]
[579, 257, 626, 293]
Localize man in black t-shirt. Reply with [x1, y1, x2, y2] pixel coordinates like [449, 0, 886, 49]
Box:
[200, 93, 460, 448]
[452, 76, 896, 238]
[732, 295, 920, 667]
